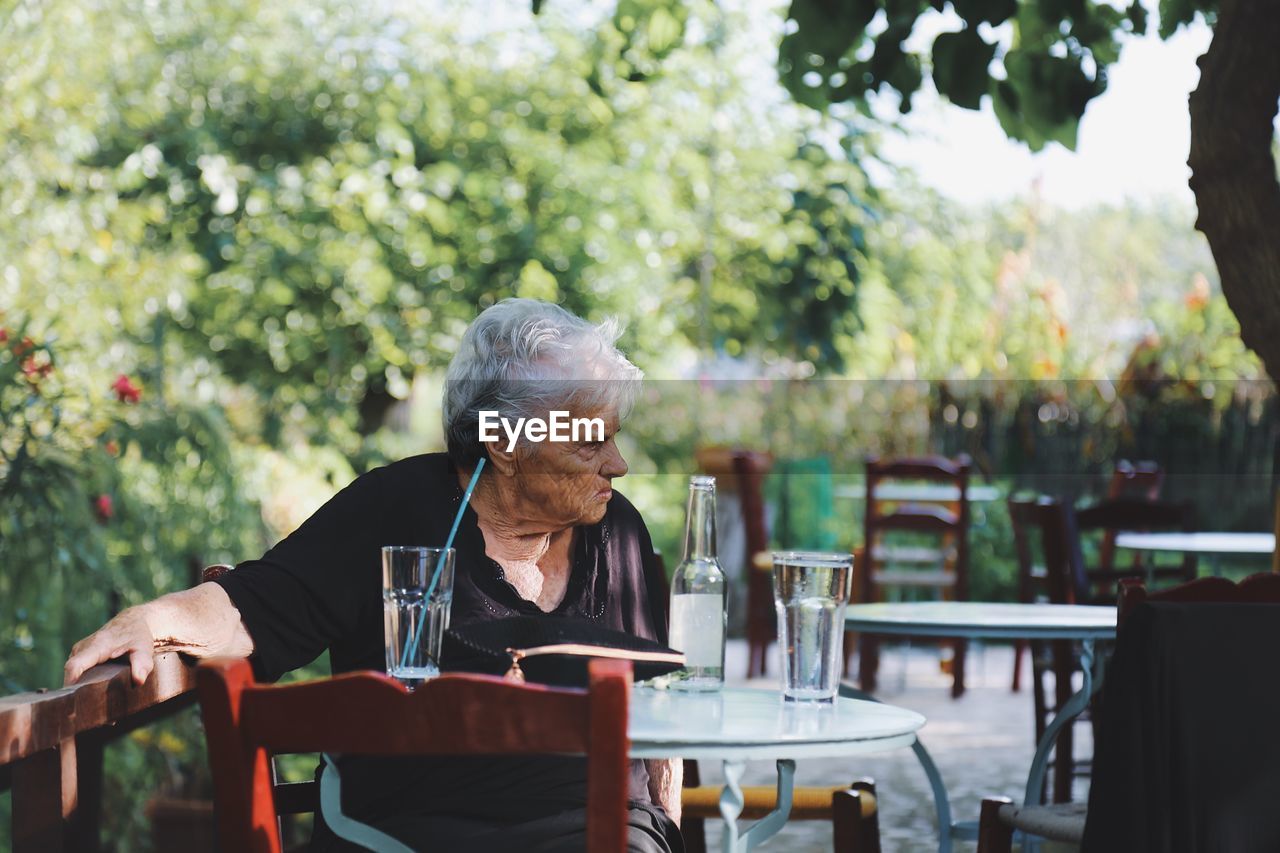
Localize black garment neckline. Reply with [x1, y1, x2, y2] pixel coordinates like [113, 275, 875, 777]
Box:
[446, 457, 602, 620]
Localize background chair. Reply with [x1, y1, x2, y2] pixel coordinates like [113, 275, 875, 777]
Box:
[1009, 460, 1166, 692]
[859, 454, 971, 698]
[978, 572, 1280, 852]
[1005, 496, 1088, 803]
[1073, 495, 1197, 601]
[196, 657, 633, 853]
[1097, 459, 1164, 573]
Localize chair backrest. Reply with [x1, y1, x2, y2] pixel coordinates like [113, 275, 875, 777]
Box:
[1086, 573, 1280, 847]
[1117, 573, 1280, 625]
[1075, 496, 1197, 582]
[863, 455, 972, 591]
[1099, 461, 1165, 571]
[196, 657, 633, 853]
[1106, 460, 1164, 501]
[1005, 496, 1086, 605]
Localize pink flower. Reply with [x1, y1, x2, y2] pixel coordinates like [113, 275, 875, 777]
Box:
[112, 374, 142, 404]
[93, 494, 114, 522]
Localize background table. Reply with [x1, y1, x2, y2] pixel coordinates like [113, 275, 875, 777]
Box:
[631, 686, 925, 853]
[1116, 531, 1275, 576]
[844, 602, 1116, 852]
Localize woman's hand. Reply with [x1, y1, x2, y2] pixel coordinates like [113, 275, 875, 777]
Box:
[63, 583, 254, 687]
[64, 606, 156, 686]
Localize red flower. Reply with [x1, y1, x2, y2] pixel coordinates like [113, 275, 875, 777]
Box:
[0, 328, 7, 343]
[112, 374, 142, 404]
[105, 439, 120, 457]
[13, 337, 34, 357]
[93, 494, 114, 523]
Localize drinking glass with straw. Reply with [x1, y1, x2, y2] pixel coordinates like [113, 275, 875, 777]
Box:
[383, 459, 485, 689]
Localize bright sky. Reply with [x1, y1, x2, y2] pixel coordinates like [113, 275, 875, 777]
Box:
[874, 20, 1215, 208]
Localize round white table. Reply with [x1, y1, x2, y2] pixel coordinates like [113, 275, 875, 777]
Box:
[1116, 531, 1275, 577]
[844, 602, 1116, 852]
[630, 686, 925, 853]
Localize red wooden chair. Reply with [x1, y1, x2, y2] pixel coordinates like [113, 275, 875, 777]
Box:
[196, 657, 633, 853]
[977, 572, 1280, 852]
[859, 454, 971, 698]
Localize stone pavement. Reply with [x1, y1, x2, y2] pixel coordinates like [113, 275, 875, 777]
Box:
[693, 640, 1090, 853]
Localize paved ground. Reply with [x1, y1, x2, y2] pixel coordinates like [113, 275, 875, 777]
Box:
[694, 640, 1090, 853]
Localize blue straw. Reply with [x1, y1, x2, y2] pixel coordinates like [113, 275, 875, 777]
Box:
[398, 458, 485, 672]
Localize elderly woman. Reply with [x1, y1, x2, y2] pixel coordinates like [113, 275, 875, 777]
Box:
[64, 299, 682, 852]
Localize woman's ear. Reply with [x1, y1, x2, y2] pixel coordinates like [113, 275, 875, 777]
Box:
[485, 445, 519, 478]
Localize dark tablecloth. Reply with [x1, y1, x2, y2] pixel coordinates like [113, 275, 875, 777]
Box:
[1083, 601, 1280, 852]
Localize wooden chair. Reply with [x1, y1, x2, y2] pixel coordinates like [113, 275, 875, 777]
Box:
[977, 572, 1280, 852]
[1072, 496, 1197, 601]
[1010, 463, 1167, 692]
[196, 657, 633, 853]
[859, 454, 971, 698]
[1004, 497, 1087, 803]
[1098, 460, 1164, 573]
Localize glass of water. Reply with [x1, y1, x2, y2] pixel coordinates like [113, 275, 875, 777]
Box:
[383, 546, 455, 689]
[772, 551, 852, 703]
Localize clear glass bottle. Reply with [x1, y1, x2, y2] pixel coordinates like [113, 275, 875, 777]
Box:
[668, 475, 726, 690]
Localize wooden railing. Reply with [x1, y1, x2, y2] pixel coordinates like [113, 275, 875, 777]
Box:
[0, 652, 197, 852]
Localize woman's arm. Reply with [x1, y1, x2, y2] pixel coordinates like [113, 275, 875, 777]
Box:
[63, 582, 253, 686]
[645, 758, 682, 827]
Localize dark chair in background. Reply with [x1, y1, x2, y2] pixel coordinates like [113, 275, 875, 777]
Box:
[1010, 461, 1167, 692]
[1008, 495, 1193, 802]
[859, 454, 971, 698]
[1073, 496, 1197, 601]
[1005, 497, 1086, 803]
[978, 572, 1280, 852]
[1098, 460, 1164, 573]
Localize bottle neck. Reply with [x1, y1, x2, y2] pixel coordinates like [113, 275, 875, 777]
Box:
[682, 480, 717, 561]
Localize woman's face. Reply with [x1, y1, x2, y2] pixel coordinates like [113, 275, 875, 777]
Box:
[509, 407, 629, 528]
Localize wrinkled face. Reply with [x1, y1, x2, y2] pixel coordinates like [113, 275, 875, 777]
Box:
[511, 407, 628, 528]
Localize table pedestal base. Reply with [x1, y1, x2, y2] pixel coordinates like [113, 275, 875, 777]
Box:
[718, 759, 795, 853]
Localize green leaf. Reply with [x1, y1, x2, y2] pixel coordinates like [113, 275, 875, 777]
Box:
[931, 28, 996, 110]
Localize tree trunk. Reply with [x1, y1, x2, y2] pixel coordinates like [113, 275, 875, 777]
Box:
[1188, 1, 1280, 380]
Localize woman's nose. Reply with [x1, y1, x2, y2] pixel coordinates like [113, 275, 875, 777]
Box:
[602, 440, 628, 478]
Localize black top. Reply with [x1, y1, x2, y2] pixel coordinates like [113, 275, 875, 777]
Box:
[1083, 601, 1280, 852]
[213, 452, 669, 830]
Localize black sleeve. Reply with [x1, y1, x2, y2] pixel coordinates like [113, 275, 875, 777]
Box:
[212, 467, 388, 682]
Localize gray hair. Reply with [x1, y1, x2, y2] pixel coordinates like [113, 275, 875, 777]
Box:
[442, 299, 643, 469]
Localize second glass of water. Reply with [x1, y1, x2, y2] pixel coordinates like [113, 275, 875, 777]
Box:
[383, 545, 455, 689]
[772, 551, 852, 703]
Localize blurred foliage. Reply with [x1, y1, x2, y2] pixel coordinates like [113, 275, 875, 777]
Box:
[772, 0, 1217, 150]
